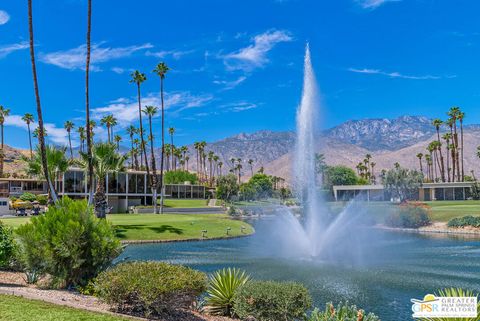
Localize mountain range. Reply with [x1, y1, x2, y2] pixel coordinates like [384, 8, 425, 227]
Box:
[6, 115, 480, 182]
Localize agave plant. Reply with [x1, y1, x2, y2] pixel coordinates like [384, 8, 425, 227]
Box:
[305, 302, 380, 321]
[418, 288, 480, 321]
[204, 268, 250, 316]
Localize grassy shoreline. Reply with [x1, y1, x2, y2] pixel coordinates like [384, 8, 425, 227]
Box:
[0, 213, 255, 242]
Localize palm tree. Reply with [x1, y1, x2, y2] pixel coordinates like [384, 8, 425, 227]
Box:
[24, 145, 70, 200]
[425, 154, 432, 181]
[442, 133, 452, 182]
[446, 118, 456, 181]
[185, 155, 190, 171]
[194, 142, 200, 174]
[370, 162, 376, 184]
[0, 106, 10, 177]
[168, 127, 175, 170]
[77, 126, 86, 153]
[235, 163, 243, 184]
[22, 113, 35, 158]
[448, 106, 461, 181]
[64, 120, 75, 159]
[248, 159, 254, 176]
[77, 143, 128, 218]
[218, 161, 223, 177]
[100, 115, 116, 143]
[133, 138, 141, 169]
[126, 125, 137, 169]
[85, 0, 94, 204]
[432, 118, 445, 181]
[153, 62, 169, 214]
[114, 134, 122, 150]
[416, 153, 424, 174]
[143, 105, 159, 214]
[28, 0, 57, 202]
[33, 126, 47, 138]
[130, 70, 151, 201]
[458, 111, 465, 181]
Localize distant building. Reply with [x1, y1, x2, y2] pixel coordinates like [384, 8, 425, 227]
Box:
[333, 182, 475, 202]
[1, 168, 206, 213]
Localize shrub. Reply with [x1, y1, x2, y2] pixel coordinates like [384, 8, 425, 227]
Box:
[385, 203, 431, 228]
[233, 281, 312, 321]
[305, 302, 380, 321]
[95, 261, 207, 317]
[19, 192, 37, 202]
[205, 268, 250, 316]
[15, 197, 122, 287]
[447, 215, 480, 228]
[0, 221, 16, 269]
[36, 194, 48, 205]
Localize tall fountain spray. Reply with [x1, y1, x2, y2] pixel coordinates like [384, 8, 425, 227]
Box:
[254, 44, 375, 262]
[294, 44, 323, 255]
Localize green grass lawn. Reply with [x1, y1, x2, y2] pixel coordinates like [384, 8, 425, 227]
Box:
[325, 200, 480, 223]
[162, 198, 209, 208]
[425, 200, 480, 222]
[0, 213, 254, 241]
[0, 295, 127, 321]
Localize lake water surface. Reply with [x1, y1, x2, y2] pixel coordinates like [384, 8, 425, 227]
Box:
[118, 221, 480, 321]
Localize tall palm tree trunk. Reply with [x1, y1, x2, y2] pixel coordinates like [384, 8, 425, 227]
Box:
[85, 0, 94, 205]
[0, 123, 4, 176]
[136, 84, 151, 204]
[27, 123, 33, 158]
[68, 131, 73, 158]
[159, 77, 166, 214]
[436, 131, 445, 182]
[148, 115, 158, 214]
[28, 0, 57, 203]
[460, 120, 464, 181]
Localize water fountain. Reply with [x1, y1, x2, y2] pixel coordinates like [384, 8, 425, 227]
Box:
[257, 44, 379, 261]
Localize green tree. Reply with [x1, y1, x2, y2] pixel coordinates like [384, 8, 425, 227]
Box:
[85, 0, 94, 204]
[126, 125, 138, 169]
[164, 170, 198, 184]
[27, 0, 57, 202]
[22, 113, 35, 158]
[216, 174, 239, 202]
[432, 118, 446, 181]
[24, 145, 70, 201]
[323, 165, 359, 191]
[77, 126, 86, 153]
[153, 62, 169, 214]
[130, 70, 151, 200]
[100, 114, 116, 143]
[64, 120, 75, 159]
[0, 105, 10, 177]
[143, 105, 159, 214]
[114, 134, 122, 150]
[77, 143, 128, 218]
[382, 165, 423, 202]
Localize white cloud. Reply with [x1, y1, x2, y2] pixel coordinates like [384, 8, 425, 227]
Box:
[145, 49, 194, 60]
[111, 67, 125, 74]
[356, 0, 401, 9]
[39, 42, 153, 70]
[223, 30, 292, 71]
[0, 10, 10, 25]
[348, 68, 442, 80]
[92, 91, 214, 127]
[213, 76, 247, 90]
[0, 42, 29, 59]
[5, 115, 28, 130]
[4, 114, 70, 145]
[221, 101, 258, 112]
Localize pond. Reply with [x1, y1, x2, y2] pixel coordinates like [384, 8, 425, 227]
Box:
[117, 220, 480, 321]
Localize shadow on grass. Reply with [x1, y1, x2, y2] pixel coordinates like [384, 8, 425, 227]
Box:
[114, 224, 184, 239]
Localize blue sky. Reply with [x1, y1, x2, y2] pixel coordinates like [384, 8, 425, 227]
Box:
[1, 0, 480, 148]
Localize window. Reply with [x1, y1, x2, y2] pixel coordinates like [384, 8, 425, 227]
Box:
[118, 173, 126, 193]
[108, 174, 118, 193]
[136, 174, 145, 194]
